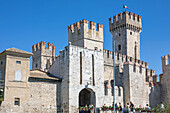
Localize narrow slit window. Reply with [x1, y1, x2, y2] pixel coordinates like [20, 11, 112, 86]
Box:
[118, 87, 121, 96]
[80, 52, 82, 84]
[104, 81, 108, 95]
[92, 54, 95, 86]
[111, 80, 114, 96]
[133, 64, 136, 72]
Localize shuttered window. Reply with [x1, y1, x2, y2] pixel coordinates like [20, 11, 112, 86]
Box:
[15, 71, 21, 81]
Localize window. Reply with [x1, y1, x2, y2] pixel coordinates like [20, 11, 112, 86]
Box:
[15, 71, 21, 81]
[104, 81, 108, 95]
[0, 61, 3, 65]
[14, 98, 20, 106]
[111, 80, 114, 96]
[118, 87, 121, 96]
[140, 66, 142, 73]
[118, 45, 121, 50]
[94, 47, 98, 50]
[16, 61, 21, 64]
[119, 33, 121, 36]
[36, 64, 38, 68]
[92, 54, 95, 86]
[133, 64, 136, 72]
[80, 52, 82, 84]
[0, 71, 2, 80]
[130, 32, 132, 35]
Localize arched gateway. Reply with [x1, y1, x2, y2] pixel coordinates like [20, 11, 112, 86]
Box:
[79, 88, 96, 107]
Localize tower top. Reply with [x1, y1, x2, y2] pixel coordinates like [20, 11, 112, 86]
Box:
[68, 19, 103, 50]
[109, 11, 142, 33]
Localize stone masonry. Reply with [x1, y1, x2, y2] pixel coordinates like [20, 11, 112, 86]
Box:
[0, 11, 169, 113]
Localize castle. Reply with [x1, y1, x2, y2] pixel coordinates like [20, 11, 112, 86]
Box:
[0, 11, 169, 113]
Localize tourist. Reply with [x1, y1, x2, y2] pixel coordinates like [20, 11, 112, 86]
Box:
[130, 101, 134, 112]
[145, 104, 150, 109]
[118, 103, 122, 113]
[84, 104, 88, 113]
[122, 104, 129, 113]
[89, 104, 94, 113]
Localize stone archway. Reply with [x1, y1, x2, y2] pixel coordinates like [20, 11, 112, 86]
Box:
[79, 88, 96, 107]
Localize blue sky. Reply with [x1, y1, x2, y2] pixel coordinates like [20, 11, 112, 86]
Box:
[0, 0, 169, 75]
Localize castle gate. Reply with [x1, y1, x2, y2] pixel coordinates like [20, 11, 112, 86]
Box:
[79, 88, 96, 107]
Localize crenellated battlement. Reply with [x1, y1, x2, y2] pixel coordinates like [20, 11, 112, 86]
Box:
[68, 19, 103, 46]
[161, 54, 170, 73]
[103, 49, 148, 68]
[161, 54, 170, 66]
[109, 11, 142, 32]
[32, 41, 55, 57]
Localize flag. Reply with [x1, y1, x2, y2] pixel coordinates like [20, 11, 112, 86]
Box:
[123, 5, 128, 9]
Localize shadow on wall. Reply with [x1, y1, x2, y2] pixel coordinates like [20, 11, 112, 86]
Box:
[149, 84, 161, 108]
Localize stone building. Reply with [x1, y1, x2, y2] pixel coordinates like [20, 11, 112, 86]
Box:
[160, 55, 170, 103]
[0, 11, 168, 113]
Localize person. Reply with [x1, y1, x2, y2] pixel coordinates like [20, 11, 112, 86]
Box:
[160, 102, 165, 112]
[115, 103, 118, 108]
[122, 104, 129, 113]
[145, 104, 150, 109]
[118, 103, 122, 113]
[130, 101, 134, 112]
[115, 103, 118, 112]
[89, 104, 94, 113]
[84, 104, 88, 113]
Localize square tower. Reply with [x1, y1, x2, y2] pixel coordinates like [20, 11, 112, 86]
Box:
[68, 19, 103, 51]
[32, 41, 55, 72]
[109, 11, 142, 59]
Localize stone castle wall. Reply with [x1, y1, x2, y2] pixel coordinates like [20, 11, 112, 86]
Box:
[161, 55, 170, 103]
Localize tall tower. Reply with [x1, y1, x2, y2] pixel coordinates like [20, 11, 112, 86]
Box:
[68, 19, 103, 51]
[109, 11, 142, 59]
[32, 41, 55, 72]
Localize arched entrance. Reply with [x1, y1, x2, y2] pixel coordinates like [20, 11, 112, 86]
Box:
[79, 88, 96, 107]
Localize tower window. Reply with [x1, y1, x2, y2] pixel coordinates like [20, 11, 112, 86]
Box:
[130, 32, 132, 35]
[118, 87, 121, 96]
[104, 81, 108, 95]
[118, 45, 121, 50]
[111, 80, 114, 96]
[14, 98, 20, 106]
[16, 61, 21, 64]
[36, 64, 38, 68]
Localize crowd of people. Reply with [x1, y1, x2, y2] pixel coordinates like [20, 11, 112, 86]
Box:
[79, 104, 95, 113]
[102, 101, 153, 113]
[79, 102, 165, 113]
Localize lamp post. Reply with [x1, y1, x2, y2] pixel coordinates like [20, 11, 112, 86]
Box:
[113, 33, 116, 113]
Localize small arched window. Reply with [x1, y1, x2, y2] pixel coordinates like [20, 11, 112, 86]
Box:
[36, 63, 38, 68]
[118, 45, 121, 50]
